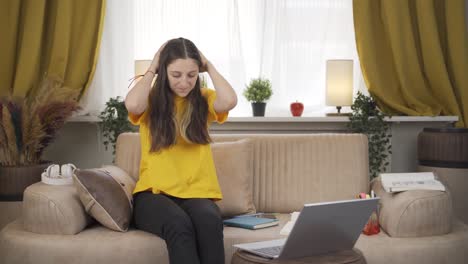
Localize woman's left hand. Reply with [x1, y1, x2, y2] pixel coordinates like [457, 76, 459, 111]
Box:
[199, 51, 209, 72]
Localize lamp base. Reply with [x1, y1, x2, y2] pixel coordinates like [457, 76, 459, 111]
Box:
[326, 106, 351, 116]
[326, 112, 352, 116]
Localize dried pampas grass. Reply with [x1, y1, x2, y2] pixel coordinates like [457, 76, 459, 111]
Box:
[0, 76, 80, 166]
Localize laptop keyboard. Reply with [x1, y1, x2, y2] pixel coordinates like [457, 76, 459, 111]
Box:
[252, 246, 283, 257]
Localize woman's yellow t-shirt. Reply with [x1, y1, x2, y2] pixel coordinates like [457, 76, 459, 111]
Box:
[128, 88, 228, 199]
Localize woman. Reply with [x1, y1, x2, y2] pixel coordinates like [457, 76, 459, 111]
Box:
[125, 38, 237, 264]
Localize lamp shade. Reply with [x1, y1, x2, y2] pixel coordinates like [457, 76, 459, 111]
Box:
[326, 60, 353, 107]
[134, 60, 152, 76]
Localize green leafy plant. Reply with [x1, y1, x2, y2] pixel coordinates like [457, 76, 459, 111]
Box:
[0, 76, 80, 166]
[347, 92, 392, 179]
[243, 77, 273, 103]
[99, 96, 138, 156]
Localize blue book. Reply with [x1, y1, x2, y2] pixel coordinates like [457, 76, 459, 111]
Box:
[223, 216, 279, 230]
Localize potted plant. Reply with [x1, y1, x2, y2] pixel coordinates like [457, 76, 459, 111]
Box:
[243, 77, 273, 116]
[0, 75, 80, 200]
[347, 91, 392, 179]
[99, 96, 138, 157]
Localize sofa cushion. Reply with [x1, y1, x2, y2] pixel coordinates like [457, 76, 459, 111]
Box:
[22, 182, 91, 235]
[212, 134, 370, 213]
[212, 139, 256, 217]
[371, 177, 452, 237]
[73, 165, 136, 232]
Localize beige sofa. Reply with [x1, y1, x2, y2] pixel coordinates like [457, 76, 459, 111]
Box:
[1, 133, 468, 264]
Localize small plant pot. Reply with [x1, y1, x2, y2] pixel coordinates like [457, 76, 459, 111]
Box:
[251, 102, 266, 116]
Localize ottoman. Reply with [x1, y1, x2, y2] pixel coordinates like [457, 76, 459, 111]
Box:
[22, 182, 91, 234]
[371, 176, 452, 237]
[231, 249, 366, 264]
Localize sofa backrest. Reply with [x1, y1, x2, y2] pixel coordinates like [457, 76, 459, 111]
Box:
[115, 133, 369, 212]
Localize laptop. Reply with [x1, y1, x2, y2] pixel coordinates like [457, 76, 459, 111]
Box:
[233, 198, 379, 260]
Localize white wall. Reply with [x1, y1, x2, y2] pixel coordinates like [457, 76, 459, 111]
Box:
[43, 123, 113, 169]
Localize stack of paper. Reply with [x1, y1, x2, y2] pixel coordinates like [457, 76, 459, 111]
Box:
[280, 212, 300, 235]
[380, 172, 445, 193]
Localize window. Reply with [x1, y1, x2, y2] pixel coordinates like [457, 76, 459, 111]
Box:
[134, 0, 361, 116]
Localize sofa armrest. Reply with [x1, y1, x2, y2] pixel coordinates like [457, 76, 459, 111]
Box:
[371, 177, 452, 237]
[23, 182, 91, 235]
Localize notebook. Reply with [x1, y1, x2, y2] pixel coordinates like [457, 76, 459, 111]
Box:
[223, 216, 279, 230]
[233, 198, 379, 260]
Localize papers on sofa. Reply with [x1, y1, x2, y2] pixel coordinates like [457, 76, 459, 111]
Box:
[280, 212, 300, 235]
[380, 172, 445, 193]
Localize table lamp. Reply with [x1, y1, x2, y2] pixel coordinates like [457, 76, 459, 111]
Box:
[134, 60, 152, 76]
[326, 59, 353, 115]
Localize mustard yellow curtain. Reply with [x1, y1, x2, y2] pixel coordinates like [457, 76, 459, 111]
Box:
[353, 0, 468, 127]
[0, 0, 105, 99]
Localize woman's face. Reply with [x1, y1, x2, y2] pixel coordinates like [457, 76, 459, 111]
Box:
[167, 58, 199, 97]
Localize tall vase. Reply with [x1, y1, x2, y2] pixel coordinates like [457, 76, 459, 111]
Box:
[0, 162, 51, 201]
[251, 102, 266, 117]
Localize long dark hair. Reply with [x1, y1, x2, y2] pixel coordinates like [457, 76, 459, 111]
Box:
[145, 38, 210, 152]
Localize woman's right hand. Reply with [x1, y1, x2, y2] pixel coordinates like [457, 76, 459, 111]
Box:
[150, 41, 167, 73]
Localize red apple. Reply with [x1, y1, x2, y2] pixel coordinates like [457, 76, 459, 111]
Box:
[290, 101, 304, 117]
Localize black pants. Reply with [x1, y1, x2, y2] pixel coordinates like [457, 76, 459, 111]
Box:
[133, 192, 224, 264]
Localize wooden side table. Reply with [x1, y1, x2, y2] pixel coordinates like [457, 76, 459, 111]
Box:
[231, 249, 366, 264]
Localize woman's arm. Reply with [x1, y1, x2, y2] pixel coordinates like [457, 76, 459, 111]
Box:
[201, 53, 237, 113]
[124, 71, 154, 115]
[125, 43, 166, 115]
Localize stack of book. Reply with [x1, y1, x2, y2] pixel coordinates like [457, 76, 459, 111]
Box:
[223, 214, 279, 230]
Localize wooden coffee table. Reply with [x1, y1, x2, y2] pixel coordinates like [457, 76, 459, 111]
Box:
[231, 249, 366, 264]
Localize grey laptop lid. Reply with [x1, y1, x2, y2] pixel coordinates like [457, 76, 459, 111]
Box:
[279, 198, 379, 259]
[234, 198, 379, 260]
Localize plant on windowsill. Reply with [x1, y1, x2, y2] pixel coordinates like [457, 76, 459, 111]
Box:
[99, 96, 138, 157]
[347, 91, 392, 179]
[243, 77, 273, 117]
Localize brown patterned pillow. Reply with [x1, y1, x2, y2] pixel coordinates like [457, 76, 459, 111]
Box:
[73, 165, 135, 232]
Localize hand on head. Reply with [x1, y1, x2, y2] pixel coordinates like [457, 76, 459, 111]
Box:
[150, 41, 168, 74]
[198, 50, 209, 72]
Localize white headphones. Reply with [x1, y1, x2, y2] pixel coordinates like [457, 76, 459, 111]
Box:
[42, 163, 76, 185]
[60, 163, 77, 178]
